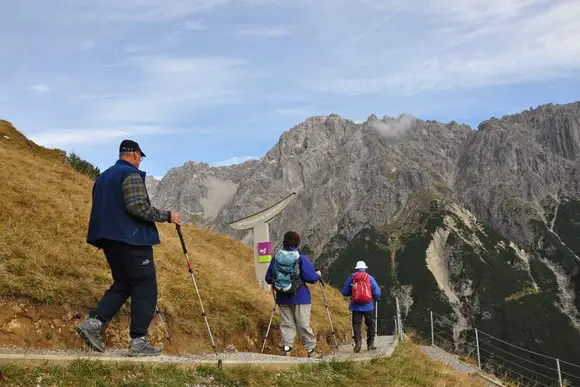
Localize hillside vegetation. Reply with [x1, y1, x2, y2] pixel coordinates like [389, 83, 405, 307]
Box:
[0, 120, 351, 356]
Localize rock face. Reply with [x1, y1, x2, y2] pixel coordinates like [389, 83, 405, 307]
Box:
[153, 114, 471, 253]
[455, 103, 580, 248]
[145, 176, 160, 198]
[149, 160, 258, 225]
[150, 102, 580, 362]
[151, 102, 580, 256]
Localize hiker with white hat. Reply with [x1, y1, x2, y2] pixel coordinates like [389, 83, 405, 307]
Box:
[341, 260, 381, 352]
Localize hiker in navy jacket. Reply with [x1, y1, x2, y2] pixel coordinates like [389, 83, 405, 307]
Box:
[265, 231, 323, 358]
[341, 260, 381, 352]
[77, 139, 181, 357]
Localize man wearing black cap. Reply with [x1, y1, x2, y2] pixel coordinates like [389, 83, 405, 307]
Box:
[77, 139, 181, 357]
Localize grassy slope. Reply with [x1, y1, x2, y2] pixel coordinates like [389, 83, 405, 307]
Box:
[0, 120, 351, 355]
[0, 342, 484, 387]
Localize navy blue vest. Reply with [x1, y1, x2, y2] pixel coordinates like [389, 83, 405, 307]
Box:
[87, 159, 161, 248]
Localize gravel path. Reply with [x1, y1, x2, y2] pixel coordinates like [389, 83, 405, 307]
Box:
[0, 335, 398, 367]
[333, 335, 397, 361]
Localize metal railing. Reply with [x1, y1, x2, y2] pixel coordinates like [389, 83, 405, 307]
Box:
[414, 310, 580, 387]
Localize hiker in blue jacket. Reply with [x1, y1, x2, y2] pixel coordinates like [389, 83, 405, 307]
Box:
[341, 260, 381, 352]
[77, 139, 181, 357]
[265, 231, 323, 358]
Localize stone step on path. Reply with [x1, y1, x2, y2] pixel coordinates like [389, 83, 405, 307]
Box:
[0, 335, 399, 368]
[329, 335, 397, 361]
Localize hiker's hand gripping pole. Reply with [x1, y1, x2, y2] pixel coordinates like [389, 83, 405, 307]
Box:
[176, 224, 188, 255]
[176, 225, 221, 366]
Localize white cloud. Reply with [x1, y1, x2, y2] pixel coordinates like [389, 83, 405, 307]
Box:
[30, 84, 51, 93]
[274, 107, 310, 116]
[141, 56, 245, 75]
[80, 41, 95, 50]
[236, 25, 290, 38]
[96, 55, 249, 123]
[4, 0, 580, 169]
[123, 44, 141, 54]
[420, 0, 543, 22]
[28, 126, 172, 147]
[370, 114, 416, 138]
[212, 155, 259, 166]
[311, 0, 580, 96]
[183, 20, 206, 31]
[61, 0, 230, 22]
[62, 0, 287, 23]
[334, 7, 401, 55]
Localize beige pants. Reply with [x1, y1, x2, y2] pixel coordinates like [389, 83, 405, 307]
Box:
[279, 304, 317, 351]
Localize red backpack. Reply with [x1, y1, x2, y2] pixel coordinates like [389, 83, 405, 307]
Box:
[351, 272, 373, 304]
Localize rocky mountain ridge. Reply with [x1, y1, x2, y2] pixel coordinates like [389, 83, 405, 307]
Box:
[150, 113, 473, 254]
[148, 102, 580, 364]
[455, 102, 580, 247]
[150, 102, 580, 251]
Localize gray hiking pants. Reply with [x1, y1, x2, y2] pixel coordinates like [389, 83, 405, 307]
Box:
[279, 304, 317, 351]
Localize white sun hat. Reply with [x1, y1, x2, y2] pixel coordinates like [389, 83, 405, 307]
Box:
[354, 261, 368, 270]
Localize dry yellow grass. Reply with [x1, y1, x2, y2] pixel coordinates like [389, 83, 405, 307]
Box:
[0, 120, 351, 355]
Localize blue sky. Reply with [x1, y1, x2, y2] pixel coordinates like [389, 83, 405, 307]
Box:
[1, 0, 580, 178]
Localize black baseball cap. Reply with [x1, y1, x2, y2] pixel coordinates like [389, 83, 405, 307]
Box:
[119, 139, 146, 157]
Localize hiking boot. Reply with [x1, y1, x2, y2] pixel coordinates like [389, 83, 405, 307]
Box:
[368, 343, 378, 350]
[129, 336, 162, 357]
[76, 318, 104, 352]
[308, 348, 323, 359]
[353, 343, 362, 353]
[282, 345, 292, 356]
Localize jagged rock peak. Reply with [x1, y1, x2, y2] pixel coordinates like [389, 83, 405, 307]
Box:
[367, 114, 379, 122]
[475, 101, 580, 161]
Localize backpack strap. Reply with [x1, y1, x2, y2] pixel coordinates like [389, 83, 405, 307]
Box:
[290, 256, 303, 299]
[296, 257, 305, 288]
[271, 254, 278, 293]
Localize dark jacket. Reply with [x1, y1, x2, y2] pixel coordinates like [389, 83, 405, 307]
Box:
[87, 159, 161, 248]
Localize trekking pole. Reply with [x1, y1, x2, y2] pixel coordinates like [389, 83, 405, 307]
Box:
[375, 285, 383, 337]
[317, 276, 340, 350]
[176, 224, 222, 367]
[375, 300, 378, 337]
[260, 288, 277, 354]
[351, 311, 355, 347]
[155, 306, 172, 344]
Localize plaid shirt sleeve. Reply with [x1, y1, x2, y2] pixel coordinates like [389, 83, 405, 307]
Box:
[121, 172, 171, 223]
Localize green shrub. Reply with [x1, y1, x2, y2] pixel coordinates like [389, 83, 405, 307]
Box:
[66, 152, 100, 179]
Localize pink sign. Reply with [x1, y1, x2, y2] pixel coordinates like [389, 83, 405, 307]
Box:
[257, 241, 272, 263]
